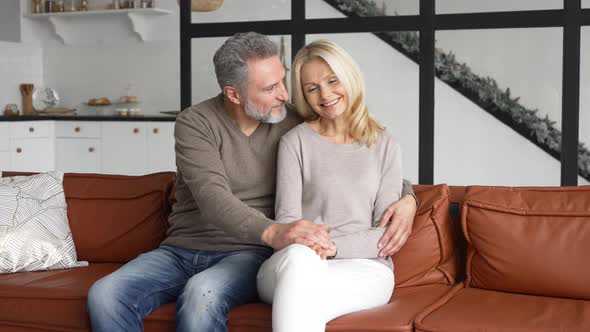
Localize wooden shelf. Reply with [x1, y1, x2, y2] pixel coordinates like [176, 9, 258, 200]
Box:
[24, 8, 172, 44]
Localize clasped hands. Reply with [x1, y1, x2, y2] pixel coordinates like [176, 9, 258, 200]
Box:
[262, 194, 417, 260]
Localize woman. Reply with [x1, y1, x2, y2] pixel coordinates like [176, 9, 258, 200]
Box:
[256, 40, 403, 332]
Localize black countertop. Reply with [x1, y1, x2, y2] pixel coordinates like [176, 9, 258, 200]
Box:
[0, 110, 179, 122]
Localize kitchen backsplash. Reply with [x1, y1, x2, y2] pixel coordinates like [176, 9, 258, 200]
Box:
[0, 41, 44, 114]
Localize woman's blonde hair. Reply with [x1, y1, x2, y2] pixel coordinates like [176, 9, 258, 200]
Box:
[291, 39, 384, 146]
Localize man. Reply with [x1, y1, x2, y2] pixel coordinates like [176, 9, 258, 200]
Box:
[87, 32, 417, 332]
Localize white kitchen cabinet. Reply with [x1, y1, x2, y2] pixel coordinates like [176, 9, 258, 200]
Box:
[9, 138, 54, 172]
[101, 122, 148, 175]
[56, 138, 101, 173]
[0, 123, 10, 171]
[147, 122, 176, 173]
[0, 152, 10, 171]
[56, 121, 101, 138]
[9, 121, 54, 138]
[0, 123, 9, 151]
[1, 120, 175, 175]
[6, 121, 54, 172]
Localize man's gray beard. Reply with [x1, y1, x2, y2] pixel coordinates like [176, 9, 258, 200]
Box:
[244, 99, 287, 124]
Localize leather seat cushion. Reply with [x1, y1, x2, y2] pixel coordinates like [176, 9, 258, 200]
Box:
[415, 285, 590, 332]
[228, 284, 454, 332]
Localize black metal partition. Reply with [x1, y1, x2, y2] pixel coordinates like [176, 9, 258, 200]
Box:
[180, 0, 585, 186]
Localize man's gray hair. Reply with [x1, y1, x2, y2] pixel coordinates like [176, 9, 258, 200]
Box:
[213, 32, 279, 93]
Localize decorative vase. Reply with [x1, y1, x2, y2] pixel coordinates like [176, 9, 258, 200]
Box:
[178, 0, 224, 12]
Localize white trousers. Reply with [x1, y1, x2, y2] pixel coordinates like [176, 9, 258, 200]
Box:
[257, 244, 394, 332]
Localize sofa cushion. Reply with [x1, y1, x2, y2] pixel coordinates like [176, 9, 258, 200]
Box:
[228, 284, 454, 332]
[62, 172, 175, 263]
[0, 171, 88, 273]
[1, 172, 176, 264]
[0, 263, 122, 330]
[392, 184, 458, 288]
[462, 186, 590, 300]
[144, 303, 176, 332]
[414, 285, 590, 332]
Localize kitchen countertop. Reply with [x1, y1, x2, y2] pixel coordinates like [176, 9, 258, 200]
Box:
[0, 110, 179, 122]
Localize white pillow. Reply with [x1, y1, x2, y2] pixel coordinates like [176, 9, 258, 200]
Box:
[0, 171, 88, 273]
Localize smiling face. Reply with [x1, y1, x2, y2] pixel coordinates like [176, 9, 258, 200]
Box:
[300, 57, 349, 121]
[243, 55, 289, 123]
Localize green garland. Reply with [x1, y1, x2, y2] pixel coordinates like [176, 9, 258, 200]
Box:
[326, 0, 590, 181]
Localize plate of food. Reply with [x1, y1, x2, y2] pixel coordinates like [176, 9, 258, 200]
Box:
[86, 97, 112, 106]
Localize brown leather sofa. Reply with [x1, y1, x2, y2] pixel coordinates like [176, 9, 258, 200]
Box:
[0, 172, 588, 331]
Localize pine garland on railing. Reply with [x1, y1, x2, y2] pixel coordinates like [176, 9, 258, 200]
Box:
[325, 0, 590, 181]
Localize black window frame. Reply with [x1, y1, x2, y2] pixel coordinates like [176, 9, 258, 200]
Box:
[180, 0, 585, 186]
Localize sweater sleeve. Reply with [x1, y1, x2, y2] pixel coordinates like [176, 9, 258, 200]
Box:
[332, 138, 403, 259]
[401, 179, 418, 207]
[174, 112, 273, 245]
[274, 136, 303, 224]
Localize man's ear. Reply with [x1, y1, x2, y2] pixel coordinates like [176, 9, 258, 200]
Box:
[224, 86, 243, 105]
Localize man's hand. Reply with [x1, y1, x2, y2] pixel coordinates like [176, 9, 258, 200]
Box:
[377, 194, 418, 257]
[261, 220, 335, 252]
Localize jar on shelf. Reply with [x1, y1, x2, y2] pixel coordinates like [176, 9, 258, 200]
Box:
[32, 0, 41, 14]
[65, 0, 76, 11]
[80, 0, 88, 11]
[45, 0, 56, 12]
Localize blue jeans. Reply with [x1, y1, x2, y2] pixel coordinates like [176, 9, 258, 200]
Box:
[87, 245, 272, 332]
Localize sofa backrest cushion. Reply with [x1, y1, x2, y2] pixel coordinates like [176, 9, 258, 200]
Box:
[392, 184, 458, 288]
[62, 172, 175, 263]
[462, 186, 590, 300]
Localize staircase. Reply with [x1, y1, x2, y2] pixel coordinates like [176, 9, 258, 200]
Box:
[324, 0, 590, 182]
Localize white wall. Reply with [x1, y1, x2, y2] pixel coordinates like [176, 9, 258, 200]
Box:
[434, 28, 566, 185]
[306, 0, 418, 18]
[578, 27, 590, 187]
[435, 80, 561, 186]
[436, 0, 562, 13]
[0, 1, 21, 42]
[0, 41, 44, 113]
[191, 0, 290, 22]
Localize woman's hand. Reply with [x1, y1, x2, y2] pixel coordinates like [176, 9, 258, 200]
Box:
[377, 194, 418, 257]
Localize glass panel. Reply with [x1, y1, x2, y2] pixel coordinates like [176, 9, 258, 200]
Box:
[191, 0, 290, 23]
[305, 32, 420, 183]
[579, 27, 590, 185]
[306, 0, 418, 19]
[436, 0, 562, 14]
[191, 35, 292, 105]
[434, 28, 562, 186]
